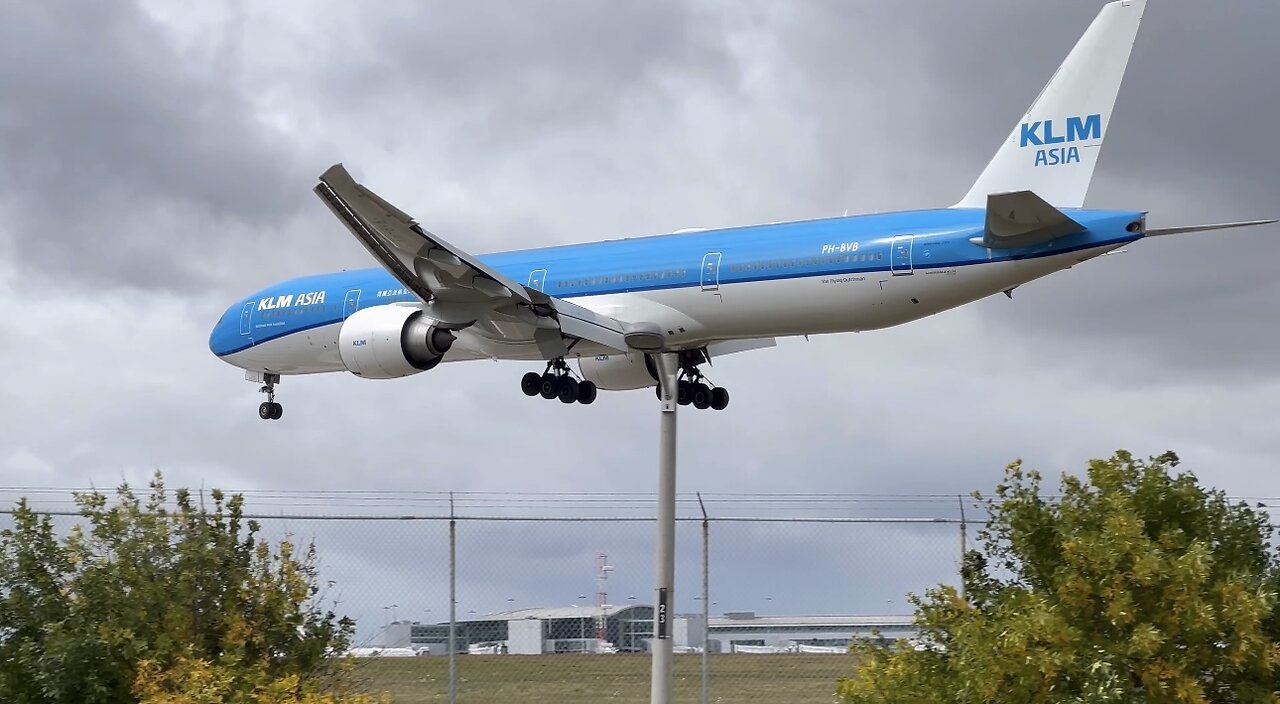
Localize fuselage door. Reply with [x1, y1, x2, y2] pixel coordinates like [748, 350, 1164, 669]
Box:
[239, 301, 255, 336]
[527, 269, 547, 292]
[701, 252, 723, 292]
[343, 289, 361, 320]
[891, 236, 914, 276]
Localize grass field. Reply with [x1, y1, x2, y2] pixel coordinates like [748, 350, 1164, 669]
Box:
[351, 653, 854, 703]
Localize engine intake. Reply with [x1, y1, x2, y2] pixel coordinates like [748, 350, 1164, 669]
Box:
[338, 305, 455, 379]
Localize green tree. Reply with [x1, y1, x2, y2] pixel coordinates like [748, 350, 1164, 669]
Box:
[839, 451, 1280, 703]
[0, 474, 365, 703]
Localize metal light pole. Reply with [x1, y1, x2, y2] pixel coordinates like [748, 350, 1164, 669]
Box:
[650, 352, 679, 704]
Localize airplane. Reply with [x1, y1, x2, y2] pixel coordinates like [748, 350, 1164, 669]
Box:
[211, 0, 1272, 420]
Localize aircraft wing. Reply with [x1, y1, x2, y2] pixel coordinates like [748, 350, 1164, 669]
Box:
[314, 164, 641, 354]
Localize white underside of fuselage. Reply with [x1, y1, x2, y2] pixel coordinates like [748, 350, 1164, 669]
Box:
[219, 244, 1116, 376]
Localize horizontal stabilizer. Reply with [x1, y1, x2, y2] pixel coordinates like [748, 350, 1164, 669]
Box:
[976, 190, 1084, 249]
[1145, 219, 1277, 237]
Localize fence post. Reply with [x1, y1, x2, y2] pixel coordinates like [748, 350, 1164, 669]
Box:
[957, 495, 967, 599]
[697, 492, 709, 704]
[449, 493, 457, 704]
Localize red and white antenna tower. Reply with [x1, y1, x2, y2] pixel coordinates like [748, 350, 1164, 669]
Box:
[595, 552, 613, 641]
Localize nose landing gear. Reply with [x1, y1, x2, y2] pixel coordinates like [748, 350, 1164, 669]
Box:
[257, 373, 283, 420]
[521, 358, 598, 405]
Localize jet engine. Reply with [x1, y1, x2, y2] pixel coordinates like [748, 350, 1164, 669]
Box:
[338, 305, 456, 379]
[576, 352, 657, 391]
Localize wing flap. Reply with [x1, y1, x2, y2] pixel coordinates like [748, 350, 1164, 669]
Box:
[707, 337, 776, 358]
[552, 298, 629, 352]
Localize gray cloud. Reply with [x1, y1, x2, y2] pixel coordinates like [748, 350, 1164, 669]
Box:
[0, 2, 315, 292]
[350, 1, 739, 145]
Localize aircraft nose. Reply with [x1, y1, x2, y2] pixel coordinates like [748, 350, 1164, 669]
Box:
[209, 307, 228, 355]
[209, 302, 243, 357]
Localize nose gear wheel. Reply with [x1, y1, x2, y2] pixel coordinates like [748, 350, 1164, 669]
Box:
[256, 374, 283, 420]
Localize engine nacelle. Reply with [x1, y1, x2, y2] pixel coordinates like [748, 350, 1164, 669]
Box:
[338, 305, 456, 379]
[577, 352, 657, 391]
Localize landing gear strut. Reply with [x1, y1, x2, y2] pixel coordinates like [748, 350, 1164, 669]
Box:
[257, 373, 283, 420]
[521, 358, 597, 405]
[655, 352, 729, 411]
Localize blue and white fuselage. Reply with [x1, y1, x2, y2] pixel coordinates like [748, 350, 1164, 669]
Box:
[210, 207, 1142, 373]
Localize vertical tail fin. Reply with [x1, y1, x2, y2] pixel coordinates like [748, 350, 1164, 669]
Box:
[954, 0, 1147, 209]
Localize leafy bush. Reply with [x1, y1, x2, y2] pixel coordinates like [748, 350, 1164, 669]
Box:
[0, 474, 370, 703]
[839, 451, 1280, 703]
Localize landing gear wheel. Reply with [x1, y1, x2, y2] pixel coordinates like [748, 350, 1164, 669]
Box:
[539, 373, 559, 399]
[557, 376, 580, 404]
[692, 383, 712, 410]
[256, 373, 283, 420]
[577, 380, 598, 405]
[677, 380, 693, 406]
[710, 387, 730, 411]
[521, 372, 541, 397]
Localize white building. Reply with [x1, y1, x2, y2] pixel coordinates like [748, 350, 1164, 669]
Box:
[707, 612, 917, 653]
[377, 607, 915, 655]
[378, 605, 654, 654]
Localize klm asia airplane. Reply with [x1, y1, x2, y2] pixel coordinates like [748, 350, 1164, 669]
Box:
[211, 0, 1271, 420]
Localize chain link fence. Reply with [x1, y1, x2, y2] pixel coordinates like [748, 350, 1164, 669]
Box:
[3, 492, 975, 703]
[272, 514, 963, 703]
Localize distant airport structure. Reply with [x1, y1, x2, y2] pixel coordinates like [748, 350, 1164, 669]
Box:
[368, 606, 916, 655]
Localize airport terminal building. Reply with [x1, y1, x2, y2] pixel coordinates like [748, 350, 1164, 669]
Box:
[709, 612, 916, 653]
[380, 605, 655, 654]
[376, 606, 915, 655]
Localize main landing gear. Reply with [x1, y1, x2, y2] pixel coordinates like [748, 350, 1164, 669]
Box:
[257, 373, 283, 420]
[521, 358, 598, 405]
[657, 356, 729, 411]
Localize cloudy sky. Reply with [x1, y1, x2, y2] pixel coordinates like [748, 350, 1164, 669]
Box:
[2, 0, 1278, 629]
